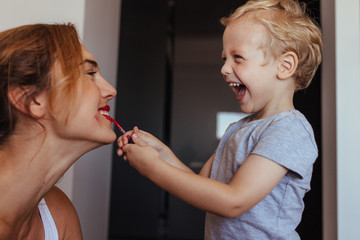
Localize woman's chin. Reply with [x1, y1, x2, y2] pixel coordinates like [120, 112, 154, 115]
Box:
[104, 131, 117, 144]
[93, 131, 117, 146]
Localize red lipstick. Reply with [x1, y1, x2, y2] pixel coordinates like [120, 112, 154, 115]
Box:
[103, 115, 131, 140]
[99, 105, 110, 111]
[99, 105, 131, 141]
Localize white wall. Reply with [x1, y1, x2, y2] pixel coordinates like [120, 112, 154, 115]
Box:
[0, 1, 121, 239]
[321, 0, 360, 239]
[73, 1, 121, 240]
[335, 0, 360, 239]
[0, 0, 86, 33]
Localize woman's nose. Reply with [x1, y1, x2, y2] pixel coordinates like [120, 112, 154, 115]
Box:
[99, 76, 117, 100]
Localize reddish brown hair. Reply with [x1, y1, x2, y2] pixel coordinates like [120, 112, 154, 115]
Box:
[0, 23, 82, 144]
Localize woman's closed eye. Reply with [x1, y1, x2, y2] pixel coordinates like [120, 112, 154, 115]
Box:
[87, 71, 97, 80]
[82, 59, 99, 80]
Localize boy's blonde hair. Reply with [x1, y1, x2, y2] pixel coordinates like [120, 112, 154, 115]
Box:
[221, 0, 323, 90]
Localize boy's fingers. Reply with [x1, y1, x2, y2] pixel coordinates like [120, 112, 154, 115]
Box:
[117, 148, 123, 156]
[132, 126, 140, 138]
[131, 132, 148, 147]
[118, 135, 127, 145]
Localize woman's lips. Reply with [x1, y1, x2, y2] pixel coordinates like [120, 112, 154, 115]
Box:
[99, 105, 110, 116]
[98, 105, 110, 111]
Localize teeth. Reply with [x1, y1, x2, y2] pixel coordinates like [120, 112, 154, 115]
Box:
[100, 110, 109, 116]
[229, 83, 241, 87]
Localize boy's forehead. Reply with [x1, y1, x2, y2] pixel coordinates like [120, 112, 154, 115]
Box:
[224, 18, 268, 47]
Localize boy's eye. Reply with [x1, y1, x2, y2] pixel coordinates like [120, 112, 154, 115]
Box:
[222, 57, 226, 61]
[234, 55, 245, 63]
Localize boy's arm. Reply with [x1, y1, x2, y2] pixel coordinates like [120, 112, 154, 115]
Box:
[199, 153, 215, 178]
[123, 136, 287, 218]
[156, 143, 194, 173]
[119, 127, 197, 174]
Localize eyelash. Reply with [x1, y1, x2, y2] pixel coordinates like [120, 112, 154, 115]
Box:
[234, 55, 243, 60]
[222, 55, 244, 62]
[87, 71, 97, 76]
[87, 72, 97, 81]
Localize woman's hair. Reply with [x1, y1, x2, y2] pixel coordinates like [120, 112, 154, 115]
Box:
[0, 23, 83, 144]
[221, 0, 323, 91]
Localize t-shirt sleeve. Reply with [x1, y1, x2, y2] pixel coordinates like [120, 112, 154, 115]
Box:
[251, 116, 318, 179]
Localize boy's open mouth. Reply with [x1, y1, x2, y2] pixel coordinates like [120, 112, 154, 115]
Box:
[228, 82, 246, 91]
[228, 83, 246, 101]
[228, 83, 241, 87]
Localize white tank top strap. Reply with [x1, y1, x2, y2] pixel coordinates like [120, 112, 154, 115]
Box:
[38, 198, 59, 240]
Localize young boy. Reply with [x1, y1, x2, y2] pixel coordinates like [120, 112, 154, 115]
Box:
[118, 0, 322, 239]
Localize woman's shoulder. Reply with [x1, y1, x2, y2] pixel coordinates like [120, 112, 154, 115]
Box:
[44, 186, 83, 240]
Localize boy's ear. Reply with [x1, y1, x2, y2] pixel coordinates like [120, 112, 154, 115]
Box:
[7, 86, 47, 118]
[277, 51, 298, 80]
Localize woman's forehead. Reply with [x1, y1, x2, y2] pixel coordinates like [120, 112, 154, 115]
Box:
[81, 45, 96, 61]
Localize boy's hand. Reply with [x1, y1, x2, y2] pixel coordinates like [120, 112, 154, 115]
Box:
[117, 127, 191, 173]
[133, 128, 167, 153]
[121, 128, 162, 176]
[117, 127, 169, 158]
[116, 130, 132, 157]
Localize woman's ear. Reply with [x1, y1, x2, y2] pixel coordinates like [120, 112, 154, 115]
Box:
[7, 86, 47, 118]
[277, 51, 298, 80]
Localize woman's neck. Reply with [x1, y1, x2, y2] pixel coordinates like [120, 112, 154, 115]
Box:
[0, 127, 94, 238]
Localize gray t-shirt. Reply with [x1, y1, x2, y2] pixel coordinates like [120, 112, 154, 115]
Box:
[205, 110, 318, 240]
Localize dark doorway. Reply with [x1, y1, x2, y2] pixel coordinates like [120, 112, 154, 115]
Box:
[109, 1, 322, 239]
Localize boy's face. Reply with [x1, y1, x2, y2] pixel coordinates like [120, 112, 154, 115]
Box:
[221, 18, 283, 118]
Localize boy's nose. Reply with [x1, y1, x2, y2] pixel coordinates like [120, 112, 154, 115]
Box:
[221, 62, 232, 76]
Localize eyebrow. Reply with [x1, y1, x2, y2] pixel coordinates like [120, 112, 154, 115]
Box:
[81, 59, 98, 69]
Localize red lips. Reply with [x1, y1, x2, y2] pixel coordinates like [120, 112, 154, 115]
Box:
[98, 105, 110, 111]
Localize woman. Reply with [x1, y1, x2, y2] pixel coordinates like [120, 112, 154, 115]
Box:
[0, 23, 117, 239]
